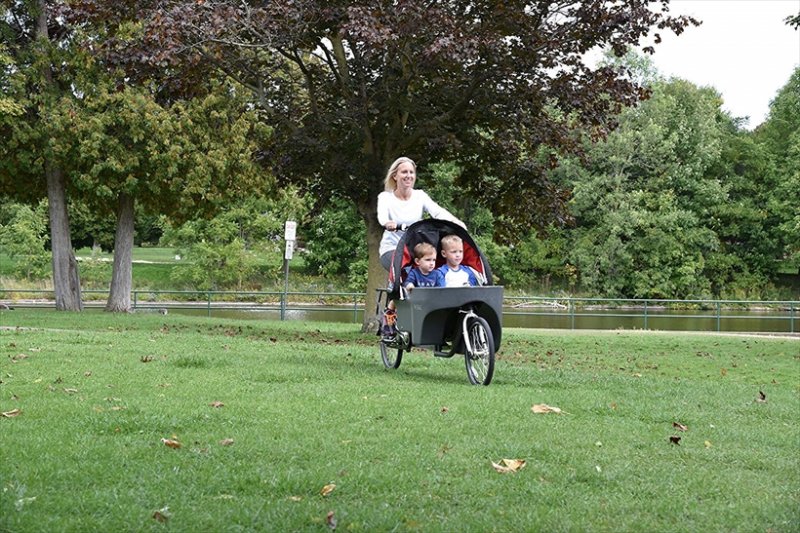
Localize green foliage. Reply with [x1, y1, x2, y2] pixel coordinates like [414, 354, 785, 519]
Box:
[169, 238, 258, 291]
[163, 190, 312, 290]
[0, 201, 51, 279]
[303, 197, 366, 278]
[565, 78, 735, 298]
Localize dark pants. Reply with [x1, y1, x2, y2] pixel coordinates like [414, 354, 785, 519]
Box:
[380, 251, 393, 271]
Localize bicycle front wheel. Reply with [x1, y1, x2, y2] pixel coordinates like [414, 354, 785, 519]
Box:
[464, 316, 495, 385]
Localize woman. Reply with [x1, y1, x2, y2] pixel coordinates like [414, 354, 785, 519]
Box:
[376, 156, 465, 339]
[377, 157, 465, 270]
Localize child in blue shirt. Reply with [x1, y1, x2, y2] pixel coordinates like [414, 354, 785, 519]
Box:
[437, 234, 481, 287]
[405, 242, 445, 290]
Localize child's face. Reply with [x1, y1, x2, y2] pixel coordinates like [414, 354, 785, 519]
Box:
[414, 252, 437, 274]
[441, 241, 463, 268]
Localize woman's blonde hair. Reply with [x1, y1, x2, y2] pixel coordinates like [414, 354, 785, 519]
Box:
[384, 157, 416, 192]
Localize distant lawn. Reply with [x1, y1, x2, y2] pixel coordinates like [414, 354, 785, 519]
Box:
[75, 246, 181, 263]
[1, 310, 797, 532]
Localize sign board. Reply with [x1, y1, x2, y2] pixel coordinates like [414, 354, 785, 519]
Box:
[284, 220, 297, 242]
[284, 240, 294, 260]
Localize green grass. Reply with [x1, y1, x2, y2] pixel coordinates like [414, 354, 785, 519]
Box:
[1, 310, 798, 532]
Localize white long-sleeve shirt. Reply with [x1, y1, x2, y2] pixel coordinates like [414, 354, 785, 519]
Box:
[377, 189, 459, 256]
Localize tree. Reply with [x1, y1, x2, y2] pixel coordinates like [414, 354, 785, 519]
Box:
[73, 0, 696, 327]
[1, 0, 83, 310]
[755, 67, 800, 269]
[50, 81, 272, 311]
[565, 77, 730, 298]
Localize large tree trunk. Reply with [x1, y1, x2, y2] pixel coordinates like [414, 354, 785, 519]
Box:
[37, 0, 82, 311]
[105, 193, 135, 312]
[359, 200, 385, 333]
[46, 164, 83, 311]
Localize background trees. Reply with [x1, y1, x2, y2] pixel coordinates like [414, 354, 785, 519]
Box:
[75, 0, 696, 327]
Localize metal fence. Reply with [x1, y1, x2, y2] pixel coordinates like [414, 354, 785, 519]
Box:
[0, 288, 797, 334]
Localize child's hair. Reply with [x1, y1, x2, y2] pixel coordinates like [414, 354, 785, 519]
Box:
[440, 234, 462, 250]
[413, 242, 436, 259]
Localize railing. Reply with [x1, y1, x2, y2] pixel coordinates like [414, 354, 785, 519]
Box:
[0, 289, 796, 334]
[504, 296, 797, 334]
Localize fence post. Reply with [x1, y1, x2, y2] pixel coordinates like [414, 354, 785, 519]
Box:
[133, 290, 137, 311]
[643, 300, 648, 330]
[207, 292, 211, 318]
[791, 301, 795, 334]
[570, 298, 575, 330]
[353, 294, 358, 323]
[716, 301, 721, 332]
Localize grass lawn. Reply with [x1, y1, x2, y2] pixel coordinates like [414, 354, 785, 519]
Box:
[1, 310, 798, 532]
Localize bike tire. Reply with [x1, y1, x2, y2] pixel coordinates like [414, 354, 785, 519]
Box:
[380, 341, 403, 369]
[464, 316, 495, 385]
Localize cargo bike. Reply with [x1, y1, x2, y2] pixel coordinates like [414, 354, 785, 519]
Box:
[376, 219, 503, 385]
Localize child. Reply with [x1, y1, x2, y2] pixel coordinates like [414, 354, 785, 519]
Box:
[381, 242, 443, 340]
[437, 234, 481, 287]
[404, 242, 445, 291]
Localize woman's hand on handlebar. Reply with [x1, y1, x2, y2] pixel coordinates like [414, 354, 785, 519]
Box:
[385, 222, 407, 231]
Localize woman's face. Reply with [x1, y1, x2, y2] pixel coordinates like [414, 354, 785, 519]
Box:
[394, 162, 416, 190]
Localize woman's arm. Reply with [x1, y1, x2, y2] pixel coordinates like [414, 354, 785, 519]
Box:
[418, 191, 466, 228]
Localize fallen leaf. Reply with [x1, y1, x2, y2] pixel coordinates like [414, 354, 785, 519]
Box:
[491, 459, 526, 474]
[669, 435, 681, 445]
[219, 438, 235, 446]
[440, 406, 449, 413]
[673, 422, 688, 432]
[209, 401, 225, 408]
[756, 391, 767, 403]
[320, 484, 336, 497]
[609, 402, 618, 410]
[326, 511, 337, 529]
[64, 388, 78, 394]
[84, 371, 92, 377]
[161, 438, 182, 449]
[141, 355, 154, 363]
[531, 403, 564, 414]
[289, 496, 302, 502]
[704, 440, 712, 448]
[152, 507, 170, 522]
[720, 367, 728, 377]
[2, 408, 22, 418]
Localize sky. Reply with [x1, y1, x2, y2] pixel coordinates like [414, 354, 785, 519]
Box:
[642, 0, 800, 129]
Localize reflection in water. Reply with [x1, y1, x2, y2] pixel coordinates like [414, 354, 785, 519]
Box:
[167, 306, 797, 334]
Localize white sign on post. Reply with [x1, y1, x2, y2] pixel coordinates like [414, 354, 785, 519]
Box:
[284, 240, 294, 260]
[284, 220, 297, 242]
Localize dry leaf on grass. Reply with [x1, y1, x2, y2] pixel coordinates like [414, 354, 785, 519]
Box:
[326, 511, 337, 529]
[2, 408, 22, 418]
[161, 438, 182, 449]
[219, 438, 235, 446]
[209, 401, 225, 408]
[492, 459, 526, 474]
[531, 403, 565, 414]
[320, 484, 336, 497]
[756, 390, 767, 403]
[152, 507, 170, 522]
[673, 422, 688, 431]
[704, 440, 713, 448]
[669, 436, 681, 445]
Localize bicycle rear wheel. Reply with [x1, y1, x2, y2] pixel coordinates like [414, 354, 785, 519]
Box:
[464, 316, 495, 385]
[380, 341, 403, 369]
